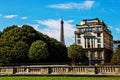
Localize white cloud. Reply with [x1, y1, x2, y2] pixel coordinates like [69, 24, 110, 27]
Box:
[21, 17, 28, 20]
[4, 14, 18, 19]
[32, 19, 75, 46]
[37, 19, 60, 29]
[48, 0, 95, 9]
[115, 28, 120, 33]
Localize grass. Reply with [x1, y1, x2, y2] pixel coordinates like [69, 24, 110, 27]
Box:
[0, 76, 120, 80]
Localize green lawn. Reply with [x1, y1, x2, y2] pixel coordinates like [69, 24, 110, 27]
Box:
[0, 76, 120, 80]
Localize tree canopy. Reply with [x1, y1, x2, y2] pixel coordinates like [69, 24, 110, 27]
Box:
[28, 40, 49, 62]
[68, 44, 87, 64]
[111, 47, 120, 64]
[0, 25, 68, 66]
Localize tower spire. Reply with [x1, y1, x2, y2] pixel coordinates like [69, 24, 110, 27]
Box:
[60, 19, 65, 45]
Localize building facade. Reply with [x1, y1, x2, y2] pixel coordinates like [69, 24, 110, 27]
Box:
[74, 18, 113, 65]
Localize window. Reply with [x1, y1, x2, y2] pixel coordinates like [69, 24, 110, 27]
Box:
[91, 51, 94, 60]
[89, 28, 92, 31]
[86, 22, 92, 26]
[79, 28, 83, 33]
[79, 29, 81, 32]
[97, 33, 101, 37]
[85, 28, 92, 32]
[96, 27, 101, 31]
[87, 38, 90, 43]
[118, 45, 120, 48]
[98, 51, 101, 59]
[77, 34, 80, 38]
[77, 39, 81, 44]
[97, 39, 101, 43]
[87, 38, 90, 48]
[98, 44, 101, 48]
[85, 52, 88, 57]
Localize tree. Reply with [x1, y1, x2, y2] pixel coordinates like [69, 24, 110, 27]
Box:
[0, 45, 12, 66]
[28, 40, 49, 62]
[68, 44, 87, 65]
[2, 25, 18, 34]
[1, 25, 40, 45]
[19, 25, 40, 45]
[111, 47, 120, 64]
[46, 38, 68, 62]
[11, 41, 29, 63]
[1, 26, 20, 42]
[0, 41, 29, 65]
[0, 25, 68, 65]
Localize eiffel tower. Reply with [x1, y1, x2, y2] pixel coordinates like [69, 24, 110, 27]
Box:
[60, 19, 65, 45]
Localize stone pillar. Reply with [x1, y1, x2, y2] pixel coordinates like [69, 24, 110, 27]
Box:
[101, 51, 104, 59]
[94, 51, 98, 59]
[101, 51, 104, 64]
[90, 38, 91, 48]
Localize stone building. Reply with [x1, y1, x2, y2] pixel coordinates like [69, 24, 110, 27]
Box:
[74, 18, 113, 65]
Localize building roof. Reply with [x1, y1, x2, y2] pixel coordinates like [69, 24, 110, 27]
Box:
[82, 18, 99, 21]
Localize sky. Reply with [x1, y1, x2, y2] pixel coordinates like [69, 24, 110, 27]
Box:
[0, 0, 120, 46]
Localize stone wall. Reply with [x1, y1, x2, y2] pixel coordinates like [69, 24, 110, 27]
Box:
[0, 65, 120, 76]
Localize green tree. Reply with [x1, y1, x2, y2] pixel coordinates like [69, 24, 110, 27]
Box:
[0, 41, 29, 65]
[111, 47, 120, 64]
[2, 25, 18, 34]
[28, 40, 49, 62]
[47, 38, 68, 62]
[0, 45, 12, 66]
[19, 25, 40, 45]
[1, 25, 20, 42]
[68, 44, 87, 65]
[1, 25, 40, 45]
[11, 41, 29, 63]
[0, 25, 68, 65]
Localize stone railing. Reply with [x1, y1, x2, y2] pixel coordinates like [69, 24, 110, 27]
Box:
[0, 65, 120, 76]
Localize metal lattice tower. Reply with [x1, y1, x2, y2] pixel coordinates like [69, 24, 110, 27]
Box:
[60, 19, 65, 45]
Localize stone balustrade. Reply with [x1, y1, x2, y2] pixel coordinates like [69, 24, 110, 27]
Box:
[0, 65, 120, 76]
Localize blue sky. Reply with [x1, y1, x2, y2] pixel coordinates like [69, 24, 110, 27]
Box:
[0, 0, 120, 46]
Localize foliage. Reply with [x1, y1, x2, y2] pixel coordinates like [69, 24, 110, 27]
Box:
[0, 25, 68, 65]
[28, 40, 49, 62]
[68, 44, 87, 64]
[0, 41, 29, 65]
[46, 38, 68, 62]
[111, 47, 120, 64]
[0, 44, 12, 66]
[19, 25, 40, 45]
[11, 41, 29, 63]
